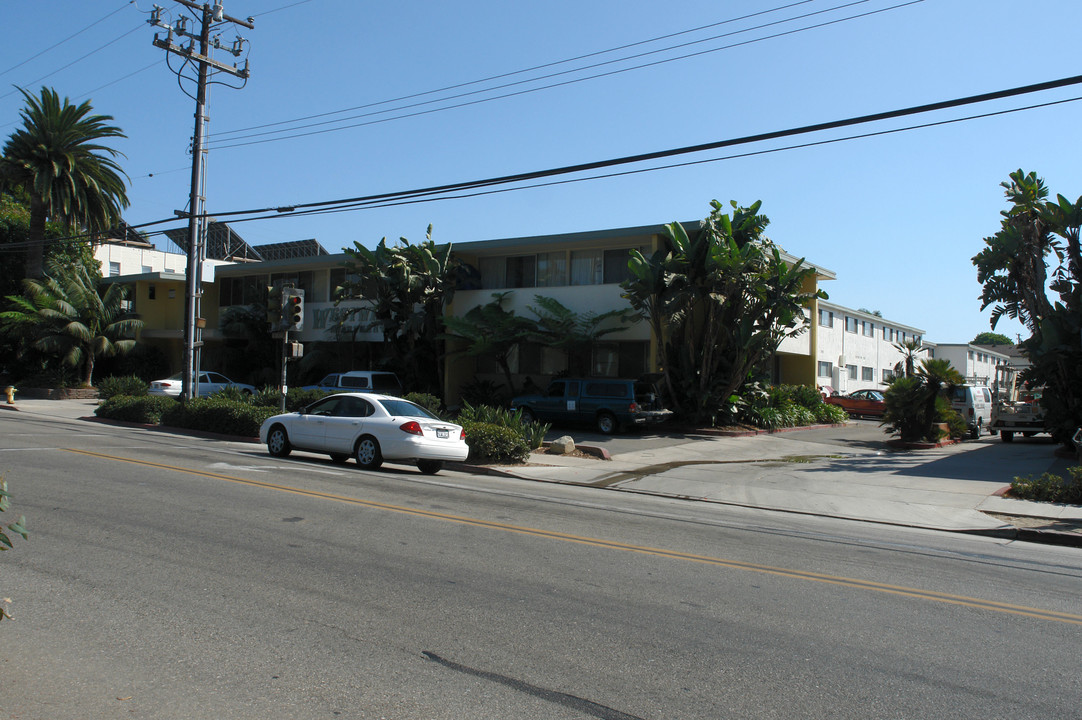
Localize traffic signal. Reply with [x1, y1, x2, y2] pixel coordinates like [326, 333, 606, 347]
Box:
[284, 288, 304, 331]
[266, 284, 283, 331]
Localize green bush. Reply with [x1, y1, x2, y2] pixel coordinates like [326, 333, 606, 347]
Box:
[162, 397, 278, 437]
[210, 385, 252, 403]
[95, 395, 179, 424]
[405, 392, 443, 417]
[814, 403, 849, 425]
[252, 386, 282, 407]
[1010, 467, 1082, 504]
[458, 378, 507, 407]
[882, 376, 927, 441]
[96, 375, 149, 400]
[461, 421, 530, 463]
[457, 401, 549, 450]
[286, 388, 329, 411]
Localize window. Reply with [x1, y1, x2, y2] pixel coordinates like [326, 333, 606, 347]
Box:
[141, 265, 153, 274]
[968, 350, 975, 360]
[603, 249, 632, 284]
[818, 309, 833, 327]
[109, 261, 121, 277]
[505, 255, 536, 288]
[883, 327, 894, 341]
[536, 252, 567, 287]
[817, 361, 832, 377]
[479, 256, 505, 289]
[328, 268, 361, 301]
[570, 250, 603, 285]
[846, 364, 857, 380]
[862, 321, 874, 337]
[883, 368, 894, 382]
[845, 316, 858, 333]
[148, 284, 156, 300]
[592, 343, 619, 377]
[862, 366, 874, 381]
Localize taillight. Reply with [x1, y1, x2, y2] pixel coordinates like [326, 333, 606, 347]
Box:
[399, 421, 424, 436]
[459, 428, 466, 440]
[628, 402, 639, 413]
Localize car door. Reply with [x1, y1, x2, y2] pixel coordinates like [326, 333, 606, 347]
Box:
[291, 395, 342, 450]
[205, 372, 230, 394]
[533, 380, 567, 422]
[323, 396, 372, 453]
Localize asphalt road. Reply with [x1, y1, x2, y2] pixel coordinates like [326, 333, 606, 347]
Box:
[2, 412, 1081, 719]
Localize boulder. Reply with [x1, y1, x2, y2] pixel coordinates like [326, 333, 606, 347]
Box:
[548, 435, 576, 455]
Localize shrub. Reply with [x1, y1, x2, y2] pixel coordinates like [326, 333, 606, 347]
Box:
[405, 392, 443, 416]
[95, 395, 179, 424]
[1, 477, 29, 622]
[461, 421, 530, 463]
[162, 397, 278, 437]
[457, 401, 549, 450]
[286, 388, 329, 411]
[814, 403, 849, 425]
[1010, 467, 1082, 504]
[210, 385, 252, 403]
[96, 374, 148, 401]
[252, 386, 282, 407]
[882, 376, 927, 441]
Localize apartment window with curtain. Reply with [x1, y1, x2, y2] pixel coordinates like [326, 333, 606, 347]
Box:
[536, 251, 567, 287]
[818, 309, 833, 327]
[570, 250, 603, 285]
[817, 361, 832, 377]
[862, 321, 874, 337]
[845, 316, 858, 333]
[862, 366, 874, 381]
[847, 364, 857, 380]
[505, 255, 536, 288]
[479, 257, 505, 289]
[602, 249, 634, 284]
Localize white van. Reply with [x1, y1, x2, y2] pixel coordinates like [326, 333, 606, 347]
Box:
[950, 385, 993, 438]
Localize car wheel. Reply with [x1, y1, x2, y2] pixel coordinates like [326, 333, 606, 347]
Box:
[518, 407, 536, 424]
[243, 388, 253, 396]
[329, 453, 349, 464]
[596, 411, 618, 435]
[1001, 430, 1014, 442]
[267, 424, 292, 457]
[417, 460, 443, 475]
[355, 435, 383, 470]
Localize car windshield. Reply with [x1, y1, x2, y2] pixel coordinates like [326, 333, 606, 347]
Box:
[378, 398, 438, 420]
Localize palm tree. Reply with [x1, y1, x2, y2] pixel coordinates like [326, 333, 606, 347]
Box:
[893, 338, 925, 377]
[917, 358, 964, 441]
[1, 257, 142, 386]
[0, 87, 128, 279]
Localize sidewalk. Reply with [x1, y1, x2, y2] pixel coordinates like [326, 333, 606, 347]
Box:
[5, 397, 1082, 545]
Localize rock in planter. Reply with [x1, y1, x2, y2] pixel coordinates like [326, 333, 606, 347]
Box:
[548, 435, 576, 455]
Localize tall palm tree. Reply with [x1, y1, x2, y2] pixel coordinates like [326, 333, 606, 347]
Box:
[0, 87, 128, 279]
[1, 257, 142, 386]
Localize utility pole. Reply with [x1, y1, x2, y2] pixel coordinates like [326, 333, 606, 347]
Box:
[148, 2, 253, 401]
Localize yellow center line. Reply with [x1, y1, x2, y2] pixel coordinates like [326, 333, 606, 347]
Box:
[64, 447, 1082, 625]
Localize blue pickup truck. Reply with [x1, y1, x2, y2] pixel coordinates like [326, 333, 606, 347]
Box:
[510, 377, 670, 435]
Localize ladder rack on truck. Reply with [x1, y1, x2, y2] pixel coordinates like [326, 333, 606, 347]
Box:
[990, 363, 1047, 442]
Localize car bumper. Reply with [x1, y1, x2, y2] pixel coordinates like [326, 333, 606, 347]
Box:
[381, 435, 470, 462]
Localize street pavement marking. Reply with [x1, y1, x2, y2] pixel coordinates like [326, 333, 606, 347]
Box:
[65, 447, 1082, 626]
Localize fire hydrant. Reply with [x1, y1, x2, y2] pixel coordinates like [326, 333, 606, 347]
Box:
[4, 386, 15, 405]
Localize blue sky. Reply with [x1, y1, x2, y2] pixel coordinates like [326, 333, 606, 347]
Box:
[5, 0, 1082, 345]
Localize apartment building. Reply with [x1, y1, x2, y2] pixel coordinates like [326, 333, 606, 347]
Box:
[925, 343, 1012, 385]
[813, 301, 928, 394]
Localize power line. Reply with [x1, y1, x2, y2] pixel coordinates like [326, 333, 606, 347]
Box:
[210, 0, 824, 140]
[209, 0, 906, 150]
[0, 1, 136, 78]
[0, 23, 147, 102]
[196, 72, 1082, 223]
[6, 73, 1081, 255]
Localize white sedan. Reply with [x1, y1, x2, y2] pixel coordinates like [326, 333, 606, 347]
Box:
[259, 392, 468, 474]
[149, 371, 256, 397]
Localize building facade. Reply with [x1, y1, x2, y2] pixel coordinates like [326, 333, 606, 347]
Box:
[813, 301, 928, 394]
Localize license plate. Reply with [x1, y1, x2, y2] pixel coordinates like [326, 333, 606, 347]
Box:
[436, 429, 449, 439]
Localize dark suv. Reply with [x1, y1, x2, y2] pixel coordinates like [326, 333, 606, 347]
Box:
[510, 377, 670, 434]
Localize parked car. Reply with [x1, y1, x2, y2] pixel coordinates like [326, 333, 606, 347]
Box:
[149, 371, 255, 397]
[299, 371, 403, 395]
[825, 389, 885, 417]
[510, 377, 671, 435]
[949, 384, 993, 439]
[259, 392, 467, 474]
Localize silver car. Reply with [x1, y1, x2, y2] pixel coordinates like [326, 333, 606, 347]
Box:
[148, 371, 255, 397]
[259, 393, 468, 474]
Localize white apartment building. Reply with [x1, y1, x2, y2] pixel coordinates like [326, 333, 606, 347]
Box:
[925, 343, 1011, 385]
[814, 300, 928, 394]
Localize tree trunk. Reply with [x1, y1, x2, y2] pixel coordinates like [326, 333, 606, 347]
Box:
[27, 194, 47, 279]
